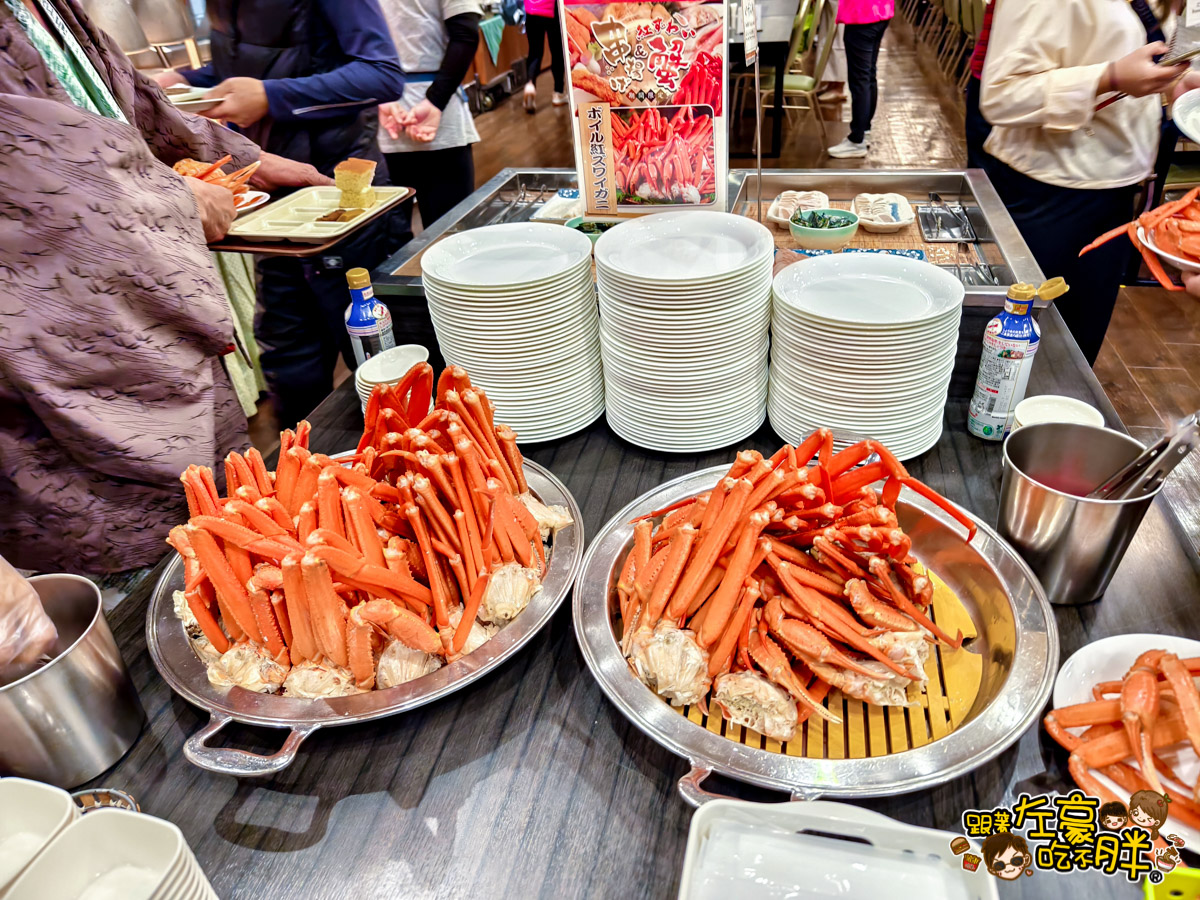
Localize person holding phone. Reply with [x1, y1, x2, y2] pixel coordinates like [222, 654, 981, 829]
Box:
[981, 0, 1200, 365]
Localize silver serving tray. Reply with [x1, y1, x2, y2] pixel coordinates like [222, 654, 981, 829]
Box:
[148, 459, 583, 777]
[574, 465, 1057, 805]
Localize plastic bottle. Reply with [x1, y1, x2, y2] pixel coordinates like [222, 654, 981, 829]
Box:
[967, 277, 1069, 441]
[344, 267, 395, 365]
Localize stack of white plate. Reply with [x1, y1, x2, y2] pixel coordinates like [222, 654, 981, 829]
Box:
[7, 808, 216, 899]
[595, 211, 774, 452]
[768, 254, 964, 460]
[420, 223, 604, 443]
[354, 344, 430, 411]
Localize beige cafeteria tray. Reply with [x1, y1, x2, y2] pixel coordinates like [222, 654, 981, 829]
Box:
[226, 185, 414, 244]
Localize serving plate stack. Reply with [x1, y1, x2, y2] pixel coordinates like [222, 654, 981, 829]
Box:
[6, 808, 216, 899]
[768, 254, 964, 460]
[594, 211, 773, 452]
[420, 223, 605, 443]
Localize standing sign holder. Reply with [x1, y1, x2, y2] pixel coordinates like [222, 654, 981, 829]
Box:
[742, 0, 762, 223]
[561, 0, 729, 215]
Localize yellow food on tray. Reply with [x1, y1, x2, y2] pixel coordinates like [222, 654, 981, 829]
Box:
[334, 158, 378, 209]
[615, 430, 979, 745]
[166, 363, 573, 699]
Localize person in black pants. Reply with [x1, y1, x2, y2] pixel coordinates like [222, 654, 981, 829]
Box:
[522, 1, 566, 113]
[379, 0, 484, 230]
[827, 15, 889, 159]
[157, 0, 408, 428]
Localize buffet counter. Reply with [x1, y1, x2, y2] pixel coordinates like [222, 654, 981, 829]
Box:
[375, 166, 1044, 304]
[88, 296, 1200, 897]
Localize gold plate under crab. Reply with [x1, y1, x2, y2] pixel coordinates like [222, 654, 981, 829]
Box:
[674, 567, 984, 759]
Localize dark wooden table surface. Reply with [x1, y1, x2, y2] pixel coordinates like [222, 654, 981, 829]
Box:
[88, 306, 1200, 899]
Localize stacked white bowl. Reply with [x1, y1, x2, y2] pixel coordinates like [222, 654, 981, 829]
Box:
[355, 344, 430, 411]
[595, 211, 774, 452]
[420, 222, 604, 443]
[7, 807, 216, 899]
[768, 253, 964, 461]
[0, 778, 79, 893]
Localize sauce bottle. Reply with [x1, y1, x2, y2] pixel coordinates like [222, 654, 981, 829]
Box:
[344, 268, 395, 365]
[967, 278, 1068, 440]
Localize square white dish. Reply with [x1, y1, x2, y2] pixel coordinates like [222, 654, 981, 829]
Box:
[853, 192, 917, 233]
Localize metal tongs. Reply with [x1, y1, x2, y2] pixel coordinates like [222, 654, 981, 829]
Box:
[1086, 410, 1200, 500]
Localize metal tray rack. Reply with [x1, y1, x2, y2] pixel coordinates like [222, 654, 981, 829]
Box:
[574, 465, 1057, 805]
[147, 459, 583, 777]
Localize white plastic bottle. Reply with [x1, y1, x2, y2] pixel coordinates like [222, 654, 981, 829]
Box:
[967, 278, 1068, 441]
[344, 267, 395, 365]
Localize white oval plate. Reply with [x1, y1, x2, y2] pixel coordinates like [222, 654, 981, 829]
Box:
[234, 190, 270, 216]
[774, 253, 964, 326]
[1173, 88, 1200, 146]
[595, 211, 773, 281]
[1137, 225, 1200, 275]
[1052, 633, 1200, 848]
[421, 222, 593, 286]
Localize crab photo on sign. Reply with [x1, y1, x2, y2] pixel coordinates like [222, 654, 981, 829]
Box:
[562, 0, 727, 211]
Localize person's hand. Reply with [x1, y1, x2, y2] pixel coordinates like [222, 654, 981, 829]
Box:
[405, 99, 443, 143]
[0, 555, 56, 675]
[1103, 43, 1189, 98]
[154, 69, 190, 89]
[379, 101, 418, 140]
[1172, 69, 1200, 104]
[202, 77, 270, 128]
[185, 176, 236, 242]
[1183, 270, 1200, 298]
[248, 152, 333, 191]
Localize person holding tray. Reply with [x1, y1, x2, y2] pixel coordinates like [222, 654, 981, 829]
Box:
[0, 0, 326, 573]
[155, 0, 409, 428]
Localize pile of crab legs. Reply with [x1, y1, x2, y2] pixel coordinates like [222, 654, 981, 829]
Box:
[173, 154, 261, 199]
[1081, 186, 1200, 292]
[616, 429, 977, 739]
[1044, 650, 1200, 845]
[166, 362, 550, 692]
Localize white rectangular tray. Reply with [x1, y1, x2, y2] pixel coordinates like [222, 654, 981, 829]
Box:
[226, 185, 414, 244]
[679, 799, 997, 900]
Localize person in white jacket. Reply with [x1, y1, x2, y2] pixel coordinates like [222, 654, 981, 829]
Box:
[981, 0, 1198, 364]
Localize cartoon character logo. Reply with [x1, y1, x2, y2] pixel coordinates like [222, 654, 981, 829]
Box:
[1129, 791, 1171, 841]
[1098, 800, 1128, 831]
[982, 832, 1033, 880]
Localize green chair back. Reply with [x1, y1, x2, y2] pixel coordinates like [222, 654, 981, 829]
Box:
[809, 0, 837, 86]
[784, 0, 813, 65]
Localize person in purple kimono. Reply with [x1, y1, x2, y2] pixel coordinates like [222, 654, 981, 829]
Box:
[0, 0, 327, 574]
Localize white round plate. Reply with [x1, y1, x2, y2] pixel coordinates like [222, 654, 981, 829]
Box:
[773, 253, 964, 325]
[422, 262, 593, 298]
[235, 190, 270, 215]
[421, 222, 593, 286]
[597, 262, 772, 297]
[1137, 225, 1200, 275]
[773, 300, 963, 335]
[1052, 633, 1200, 849]
[1173, 88, 1200, 146]
[595, 211, 773, 281]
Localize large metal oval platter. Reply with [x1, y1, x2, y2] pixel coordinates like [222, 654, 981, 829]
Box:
[148, 459, 582, 777]
[575, 464, 1057, 804]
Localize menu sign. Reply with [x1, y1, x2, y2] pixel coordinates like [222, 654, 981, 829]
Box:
[582, 102, 616, 213]
[561, 0, 728, 213]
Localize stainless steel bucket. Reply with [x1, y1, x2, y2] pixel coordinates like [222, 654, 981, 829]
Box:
[998, 423, 1159, 606]
[0, 575, 145, 787]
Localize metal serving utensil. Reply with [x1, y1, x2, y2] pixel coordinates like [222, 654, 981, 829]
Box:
[1086, 410, 1200, 500]
[930, 191, 975, 240]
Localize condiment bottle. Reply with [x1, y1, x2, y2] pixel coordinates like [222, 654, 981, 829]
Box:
[967, 278, 1069, 440]
[344, 267, 395, 365]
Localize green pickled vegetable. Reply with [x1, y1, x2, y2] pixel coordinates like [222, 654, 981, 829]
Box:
[791, 210, 855, 229]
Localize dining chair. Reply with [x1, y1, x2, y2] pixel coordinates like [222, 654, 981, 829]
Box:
[734, 2, 811, 119]
[754, 0, 835, 148]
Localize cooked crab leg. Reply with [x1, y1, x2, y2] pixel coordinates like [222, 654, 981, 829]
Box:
[299, 554, 349, 667]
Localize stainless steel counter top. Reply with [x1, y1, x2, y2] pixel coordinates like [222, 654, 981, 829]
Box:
[374, 167, 1045, 306]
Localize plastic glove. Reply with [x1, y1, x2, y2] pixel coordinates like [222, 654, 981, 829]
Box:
[0, 554, 57, 683]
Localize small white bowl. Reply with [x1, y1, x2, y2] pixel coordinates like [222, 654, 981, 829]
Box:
[6, 808, 181, 900]
[0, 778, 79, 893]
[355, 344, 429, 386]
[1013, 395, 1104, 430]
